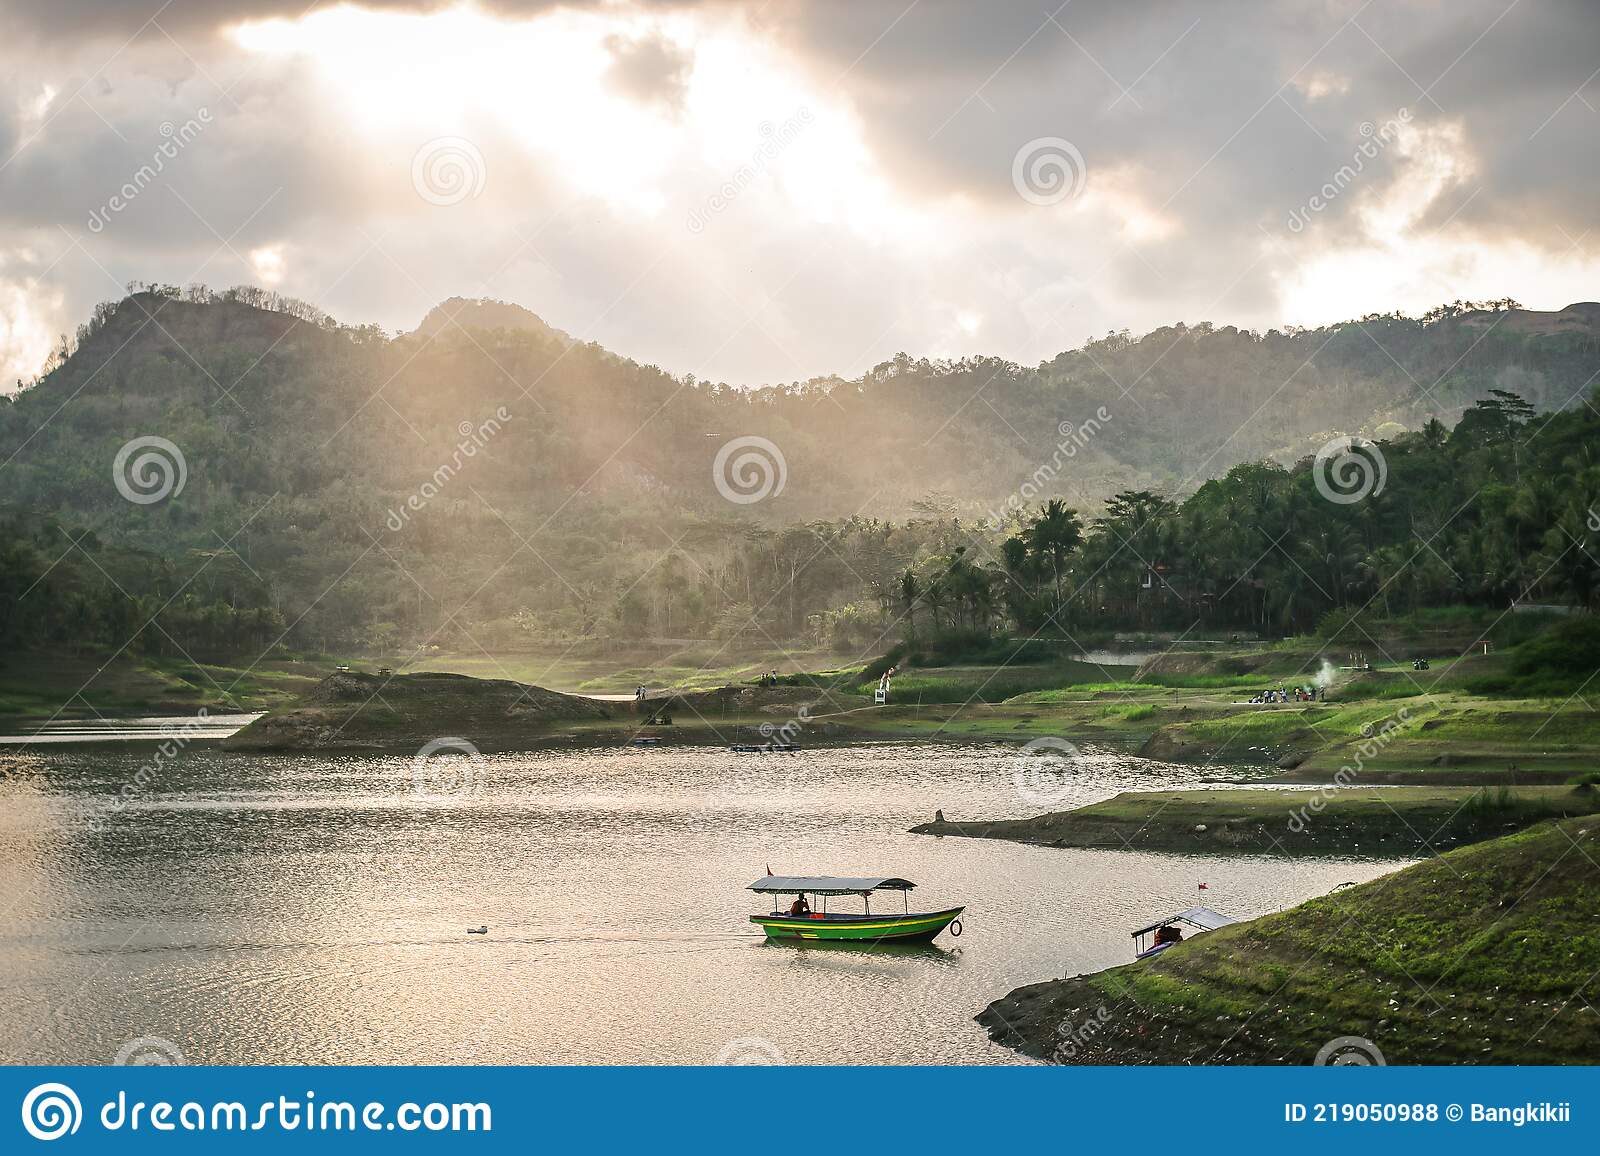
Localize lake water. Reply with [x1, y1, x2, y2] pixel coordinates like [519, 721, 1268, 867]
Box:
[0, 714, 263, 745]
[0, 740, 1404, 1064]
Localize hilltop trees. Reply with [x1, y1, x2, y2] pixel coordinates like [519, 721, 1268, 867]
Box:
[950, 388, 1600, 639]
[6, 284, 1600, 662]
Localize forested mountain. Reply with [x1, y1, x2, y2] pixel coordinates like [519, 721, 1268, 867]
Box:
[2, 286, 1597, 657]
[412, 297, 575, 346]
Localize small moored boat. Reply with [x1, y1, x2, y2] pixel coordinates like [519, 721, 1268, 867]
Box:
[748, 876, 964, 943]
[1131, 904, 1238, 959]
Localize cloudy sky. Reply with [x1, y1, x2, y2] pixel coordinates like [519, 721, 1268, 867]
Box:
[2, 0, 1598, 389]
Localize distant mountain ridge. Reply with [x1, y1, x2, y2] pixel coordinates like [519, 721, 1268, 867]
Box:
[8, 289, 1600, 525]
[3, 286, 1597, 652]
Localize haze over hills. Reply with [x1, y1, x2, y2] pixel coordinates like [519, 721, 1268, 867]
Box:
[412, 297, 575, 347]
[1, 286, 1597, 654]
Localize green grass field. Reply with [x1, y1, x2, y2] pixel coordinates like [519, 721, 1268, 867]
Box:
[9, 621, 1598, 792]
[0, 653, 334, 719]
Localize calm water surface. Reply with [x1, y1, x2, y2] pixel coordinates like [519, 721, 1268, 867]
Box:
[0, 741, 1404, 1064]
[0, 714, 262, 745]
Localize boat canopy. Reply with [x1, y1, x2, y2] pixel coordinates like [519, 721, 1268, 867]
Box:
[1130, 905, 1238, 939]
[748, 876, 915, 896]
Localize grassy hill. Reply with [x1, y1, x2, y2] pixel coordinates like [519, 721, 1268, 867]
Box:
[223, 670, 612, 752]
[979, 816, 1600, 1063]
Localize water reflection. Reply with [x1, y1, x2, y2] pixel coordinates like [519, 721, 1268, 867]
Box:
[0, 714, 261, 744]
[0, 741, 1407, 1064]
[756, 938, 960, 963]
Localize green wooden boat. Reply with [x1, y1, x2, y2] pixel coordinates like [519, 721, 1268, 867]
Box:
[748, 876, 965, 943]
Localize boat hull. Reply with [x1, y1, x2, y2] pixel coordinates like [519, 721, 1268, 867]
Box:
[750, 907, 965, 943]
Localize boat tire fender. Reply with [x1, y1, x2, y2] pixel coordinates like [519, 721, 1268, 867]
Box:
[949, 919, 962, 937]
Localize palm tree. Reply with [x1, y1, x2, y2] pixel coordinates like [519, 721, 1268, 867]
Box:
[1023, 499, 1082, 607]
[921, 576, 949, 632]
[898, 568, 921, 638]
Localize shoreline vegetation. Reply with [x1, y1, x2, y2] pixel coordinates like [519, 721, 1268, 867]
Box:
[11, 611, 1599, 784]
[912, 785, 1600, 856]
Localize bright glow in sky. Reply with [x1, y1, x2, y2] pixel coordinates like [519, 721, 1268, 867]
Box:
[2, 0, 1597, 388]
[230, 4, 917, 237]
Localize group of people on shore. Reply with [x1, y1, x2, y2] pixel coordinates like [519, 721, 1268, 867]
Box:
[756, 670, 781, 687]
[1249, 685, 1320, 704]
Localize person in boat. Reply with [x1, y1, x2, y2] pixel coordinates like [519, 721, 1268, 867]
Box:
[788, 894, 811, 917]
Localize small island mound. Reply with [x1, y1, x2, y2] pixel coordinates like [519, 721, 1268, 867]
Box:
[224, 670, 610, 752]
[979, 817, 1600, 1064]
[913, 785, 1600, 856]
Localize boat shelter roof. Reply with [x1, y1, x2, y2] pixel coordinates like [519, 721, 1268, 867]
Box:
[749, 876, 915, 896]
[1130, 905, 1239, 938]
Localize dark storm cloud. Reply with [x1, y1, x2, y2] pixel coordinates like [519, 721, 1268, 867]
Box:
[698, 0, 1595, 328]
[0, 0, 707, 42]
[770, 0, 1600, 246]
[12, 0, 1596, 255]
[1, 58, 358, 247]
[1, 1, 468, 42]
